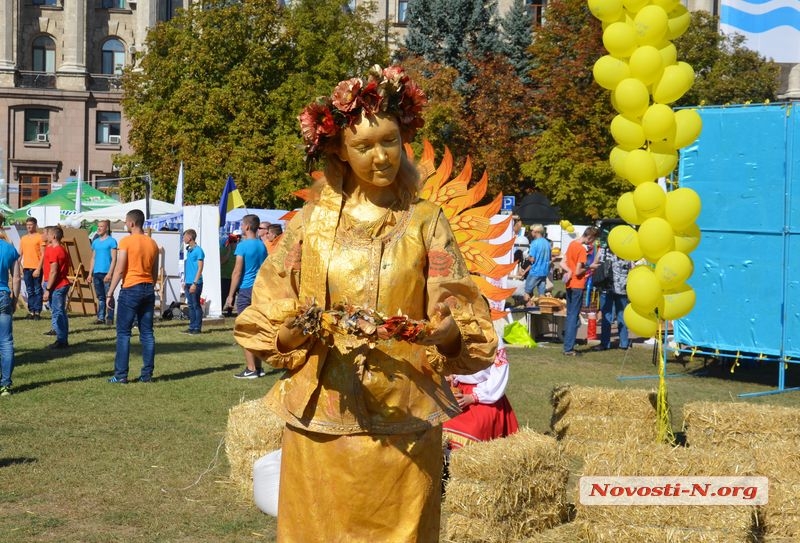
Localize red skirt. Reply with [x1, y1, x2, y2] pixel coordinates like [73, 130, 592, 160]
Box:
[443, 383, 519, 450]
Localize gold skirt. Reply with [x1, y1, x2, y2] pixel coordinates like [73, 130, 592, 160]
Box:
[277, 424, 443, 543]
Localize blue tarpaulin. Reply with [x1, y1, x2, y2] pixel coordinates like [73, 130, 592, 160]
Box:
[676, 104, 800, 368]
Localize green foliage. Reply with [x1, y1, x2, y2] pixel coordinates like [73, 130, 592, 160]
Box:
[121, 0, 387, 209]
[499, 0, 534, 83]
[675, 11, 780, 107]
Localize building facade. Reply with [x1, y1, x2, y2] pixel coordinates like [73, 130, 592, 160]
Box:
[0, 0, 188, 208]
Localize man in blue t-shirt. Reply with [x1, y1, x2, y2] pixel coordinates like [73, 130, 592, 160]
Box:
[525, 224, 552, 299]
[182, 229, 206, 335]
[0, 233, 21, 397]
[89, 219, 118, 325]
[226, 214, 267, 379]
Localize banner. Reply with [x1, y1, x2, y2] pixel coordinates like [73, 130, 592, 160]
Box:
[720, 0, 800, 63]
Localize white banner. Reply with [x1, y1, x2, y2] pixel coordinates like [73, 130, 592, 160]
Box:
[720, 0, 800, 63]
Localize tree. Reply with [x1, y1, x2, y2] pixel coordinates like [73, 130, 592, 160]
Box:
[402, 0, 501, 89]
[120, 0, 387, 209]
[675, 11, 780, 107]
[499, 0, 534, 83]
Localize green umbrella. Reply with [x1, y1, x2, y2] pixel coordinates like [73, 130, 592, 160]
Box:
[0, 202, 13, 215]
[8, 182, 118, 224]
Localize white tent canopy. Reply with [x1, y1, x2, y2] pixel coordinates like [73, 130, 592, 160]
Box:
[71, 198, 181, 223]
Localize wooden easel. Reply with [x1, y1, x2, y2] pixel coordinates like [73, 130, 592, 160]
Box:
[62, 237, 97, 315]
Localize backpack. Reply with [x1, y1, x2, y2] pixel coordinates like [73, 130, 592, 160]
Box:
[592, 259, 614, 289]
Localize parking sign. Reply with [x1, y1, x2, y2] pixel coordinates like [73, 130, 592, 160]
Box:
[502, 195, 515, 212]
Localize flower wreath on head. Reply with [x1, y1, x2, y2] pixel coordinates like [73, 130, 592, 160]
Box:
[298, 64, 428, 166]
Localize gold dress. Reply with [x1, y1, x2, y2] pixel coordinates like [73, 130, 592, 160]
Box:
[235, 181, 497, 542]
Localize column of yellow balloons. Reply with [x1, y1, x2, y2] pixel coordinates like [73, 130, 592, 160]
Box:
[588, 0, 703, 337]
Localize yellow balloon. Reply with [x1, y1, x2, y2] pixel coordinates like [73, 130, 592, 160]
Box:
[674, 223, 701, 254]
[610, 146, 630, 177]
[589, 0, 625, 22]
[624, 304, 660, 338]
[649, 143, 678, 176]
[617, 191, 642, 224]
[608, 225, 644, 261]
[623, 0, 649, 13]
[611, 114, 646, 150]
[615, 78, 650, 117]
[567, 225, 575, 233]
[673, 108, 703, 149]
[626, 265, 663, 311]
[654, 251, 693, 289]
[624, 148, 657, 186]
[666, 5, 691, 40]
[593, 55, 632, 90]
[629, 45, 664, 85]
[633, 181, 666, 219]
[638, 216, 675, 262]
[653, 62, 695, 104]
[652, 0, 680, 12]
[665, 187, 702, 231]
[642, 104, 676, 143]
[659, 283, 696, 320]
[633, 5, 668, 46]
[658, 41, 677, 67]
[603, 22, 638, 57]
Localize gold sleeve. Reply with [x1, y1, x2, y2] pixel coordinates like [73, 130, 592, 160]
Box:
[425, 208, 498, 375]
[233, 213, 315, 370]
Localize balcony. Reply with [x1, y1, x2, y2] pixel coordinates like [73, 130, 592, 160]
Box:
[16, 71, 56, 89]
[89, 74, 123, 92]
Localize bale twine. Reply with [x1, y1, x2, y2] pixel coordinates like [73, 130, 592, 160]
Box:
[442, 428, 569, 543]
[550, 385, 658, 457]
[575, 440, 761, 542]
[682, 401, 800, 539]
[682, 400, 800, 449]
[225, 396, 285, 499]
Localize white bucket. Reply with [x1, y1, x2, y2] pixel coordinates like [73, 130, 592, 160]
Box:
[253, 449, 281, 516]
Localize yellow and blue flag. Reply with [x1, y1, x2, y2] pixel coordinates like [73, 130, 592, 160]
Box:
[219, 175, 245, 224]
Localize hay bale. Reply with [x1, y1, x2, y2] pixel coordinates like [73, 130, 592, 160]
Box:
[550, 385, 658, 457]
[520, 521, 587, 542]
[576, 440, 760, 541]
[225, 396, 285, 499]
[443, 428, 569, 542]
[683, 400, 800, 449]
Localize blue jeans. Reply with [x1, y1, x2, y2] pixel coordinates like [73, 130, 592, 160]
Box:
[185, 283, 204, 332]
[93, 272, 114, 322]
[525, 274, 548, 297]
[23, 268, 43, 313]
[0, 291, 14, 387]
[563, 288, 584, 353]
[114, 283, 156, 381]
[51, 285, 70, 344]
[601, 291, 630, 349]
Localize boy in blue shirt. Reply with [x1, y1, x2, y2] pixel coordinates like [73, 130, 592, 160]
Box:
[225, 214, 267, 378]
[89, 219, 118, 324]
[0, 230, 20, 396]
[182, 229, 205, 334]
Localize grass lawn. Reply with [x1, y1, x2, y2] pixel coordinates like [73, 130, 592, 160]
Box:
[2, 313, 800, 542]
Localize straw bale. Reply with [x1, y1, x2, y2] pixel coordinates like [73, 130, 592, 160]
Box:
[578, 523, 755, 543]
[443, 429, 569, 541]
[225, 396, 285, 498]
[763, 482, 800, 539]
[550, 385, 658, 457]
[522, 521, 588, 543]
[682, 400, 800, 449]
[576, 440, 760, 539]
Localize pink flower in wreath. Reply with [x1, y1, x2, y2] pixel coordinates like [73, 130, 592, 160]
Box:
[331, 78, 362, 113]
[298, 100, 335, 145]
[358, 80, 383, 114]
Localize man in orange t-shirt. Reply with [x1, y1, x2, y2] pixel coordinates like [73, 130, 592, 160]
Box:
[42, 226, 71, 349]
[19, 217, 44, 319]
[106, 209, 159, 384]
[560, 226, 600, 356]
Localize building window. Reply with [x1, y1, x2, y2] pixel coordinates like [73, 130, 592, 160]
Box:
[96, 111, 122, 144]
[526, 0, 547, 26]
[102, 0, 126, 8]
[19, 175, 52, 207]
[397, 0, 408, 23]
[24, 109, 50, 142]
[32, 36, 56, 73]
[101, 38, 126, 75]
[32, 0, 58, 5]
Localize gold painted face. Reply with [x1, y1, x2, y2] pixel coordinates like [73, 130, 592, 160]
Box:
[340, 114, 403, 190]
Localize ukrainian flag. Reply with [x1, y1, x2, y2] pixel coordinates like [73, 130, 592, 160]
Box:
[219, 175, 245, 224]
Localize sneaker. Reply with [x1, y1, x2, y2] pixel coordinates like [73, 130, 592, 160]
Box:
[234, 368, 260, 379]
[180, 329, 200, 335]
[108, 376, 128, 384]
[562, 350, 580, 357]
[591, 345, 610, 352]
[93, 319, 105, 325]
[106, 319, 114, 326]
[0, 386, 11, 397]
[44, 329, 56, 336]
[258, 368, 266, 377]
[48, 341, 69, 350]
[33, 314, 42, 321]
[137, 376, 153, 383]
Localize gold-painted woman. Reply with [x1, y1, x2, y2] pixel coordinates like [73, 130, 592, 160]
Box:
[234, 65, 497, 542]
